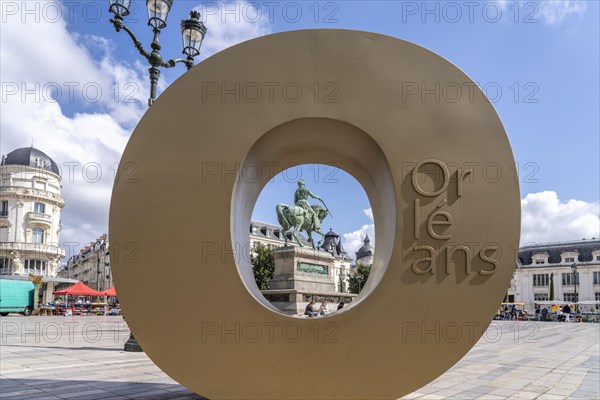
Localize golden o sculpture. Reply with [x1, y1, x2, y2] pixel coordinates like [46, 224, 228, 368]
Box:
[110, 30, 520, 399]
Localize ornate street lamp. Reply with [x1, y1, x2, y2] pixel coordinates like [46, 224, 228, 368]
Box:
[108, 0, 207, 107]
[571, 263, 578, 302]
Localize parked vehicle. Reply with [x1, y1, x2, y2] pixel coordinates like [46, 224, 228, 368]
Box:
[0, 279, 35, 316]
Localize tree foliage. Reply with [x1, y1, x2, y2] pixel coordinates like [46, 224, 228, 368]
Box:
[349, 264, 371, 294]
[251, 243, 275, 290]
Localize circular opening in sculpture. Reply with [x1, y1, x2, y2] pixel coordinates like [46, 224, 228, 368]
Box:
[250, 164, 375, 316]
[231, 117, 397, 318]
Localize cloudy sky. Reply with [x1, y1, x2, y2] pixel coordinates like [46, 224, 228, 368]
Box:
[1, 0, 598, 260]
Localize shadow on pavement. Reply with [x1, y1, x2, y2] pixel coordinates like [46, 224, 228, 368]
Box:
[0, 378, 207, 399]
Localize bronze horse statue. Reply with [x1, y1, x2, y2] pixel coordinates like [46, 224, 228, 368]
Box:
[276, 204, 329, 249]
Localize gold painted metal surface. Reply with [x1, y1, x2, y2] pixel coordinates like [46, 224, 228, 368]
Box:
[110, 29, 520, 399]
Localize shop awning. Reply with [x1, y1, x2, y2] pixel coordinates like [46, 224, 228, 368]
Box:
[102, 286, 117, 297]
[52, 281, 102, 296]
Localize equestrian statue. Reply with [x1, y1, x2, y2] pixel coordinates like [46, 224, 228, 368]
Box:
[276, 179, 330, 249]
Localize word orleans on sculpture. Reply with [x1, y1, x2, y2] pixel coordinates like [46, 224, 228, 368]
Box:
[406, 159, 502, 276]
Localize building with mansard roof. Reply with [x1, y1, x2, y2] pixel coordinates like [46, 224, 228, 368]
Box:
[0, 146, 70, 303]
[0, 147, 65, 278]
[508, 238, 600, 310]
[319, 228, 352, 292]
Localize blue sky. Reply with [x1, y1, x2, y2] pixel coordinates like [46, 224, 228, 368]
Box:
[1, 0, 598, 258]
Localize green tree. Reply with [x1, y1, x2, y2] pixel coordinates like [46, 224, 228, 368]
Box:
[549, 273, 554, 301]
[338, 273, 346, 293]
[349, 264, 371, 294]
[251, 243, 275, 290]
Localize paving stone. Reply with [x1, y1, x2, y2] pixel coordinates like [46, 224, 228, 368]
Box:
[1, 317, 598, 399]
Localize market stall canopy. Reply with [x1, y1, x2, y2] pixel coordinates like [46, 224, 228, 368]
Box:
[102, 286, 117, 297]
[52, 281, 102, 296]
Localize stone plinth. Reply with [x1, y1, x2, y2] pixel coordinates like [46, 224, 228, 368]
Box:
[269, 246, 335, 293]
[264, 246, 356, 315]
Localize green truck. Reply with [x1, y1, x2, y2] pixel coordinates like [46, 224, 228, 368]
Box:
[0, 279, 34, 316]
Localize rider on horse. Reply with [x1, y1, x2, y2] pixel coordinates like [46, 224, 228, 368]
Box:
[294, 180, 323, 231]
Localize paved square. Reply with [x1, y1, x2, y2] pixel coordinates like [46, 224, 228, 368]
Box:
[1, 317, 598, 399]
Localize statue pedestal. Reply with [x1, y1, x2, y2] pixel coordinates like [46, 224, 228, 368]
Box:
[263, 246, 356, 315]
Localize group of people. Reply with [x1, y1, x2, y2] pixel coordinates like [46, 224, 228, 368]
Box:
[535, 304, 580, 322]
[304, 300, 345, 317]
[499, 304, 528, 321]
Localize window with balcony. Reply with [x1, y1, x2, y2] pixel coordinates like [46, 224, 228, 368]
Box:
[0, 200, 7, 217]
[596, 292, 600, 302]
[24, 259, 47, 275]
[34, 202, 45, 213]
[32, 228, 44, 244]
[562, 272, 579, 286]
[594, 271, 600, 285]
[533, 274, 549, 286]
[0, 258, 12, 275]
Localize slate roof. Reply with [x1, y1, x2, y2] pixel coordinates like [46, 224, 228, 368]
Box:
[356, 234, 374, 260]
[250, 220, 311, 246]
[320, 228, 348, 258]
[2, 147, 60, 175]
[518, 239, 600, 266]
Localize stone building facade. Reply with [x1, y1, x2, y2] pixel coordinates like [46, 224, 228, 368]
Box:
[58, 234, 111, 291]
[0, 147, 65, 277]
[509, 239, 600, 310]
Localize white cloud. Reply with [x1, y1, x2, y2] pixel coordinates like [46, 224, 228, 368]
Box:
[538, 0, 587, 25]
[494, 0, 587, 25]
[341, 195, 599, 257]
[195, 1, 272, 57]
[342, 208, 375, 260]
[521, 191, 600, 245]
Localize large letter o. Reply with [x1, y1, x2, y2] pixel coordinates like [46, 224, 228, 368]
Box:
[110, 30, 520, 399]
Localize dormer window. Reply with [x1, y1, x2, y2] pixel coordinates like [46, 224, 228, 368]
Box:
[251, 226, 258, 234]
[561, 251, 579, 264]
[266, 229, 272, 237]
[532, 252, 548, 265]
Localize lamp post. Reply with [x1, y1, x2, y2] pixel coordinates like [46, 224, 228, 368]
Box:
[108, 0, 207, 107]
[571, 263, 578, 303]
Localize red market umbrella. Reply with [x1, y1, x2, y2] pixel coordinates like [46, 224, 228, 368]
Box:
[102, 286, 117, 297]
[52, 281, 102, 296]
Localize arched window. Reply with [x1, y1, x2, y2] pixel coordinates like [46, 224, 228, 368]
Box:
[32, 228, 44, 244]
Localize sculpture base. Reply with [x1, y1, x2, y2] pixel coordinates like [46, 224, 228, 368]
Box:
[262, 289, 357, 315]
[269, 246, 336, 293]
[124, 334, 143, 352]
